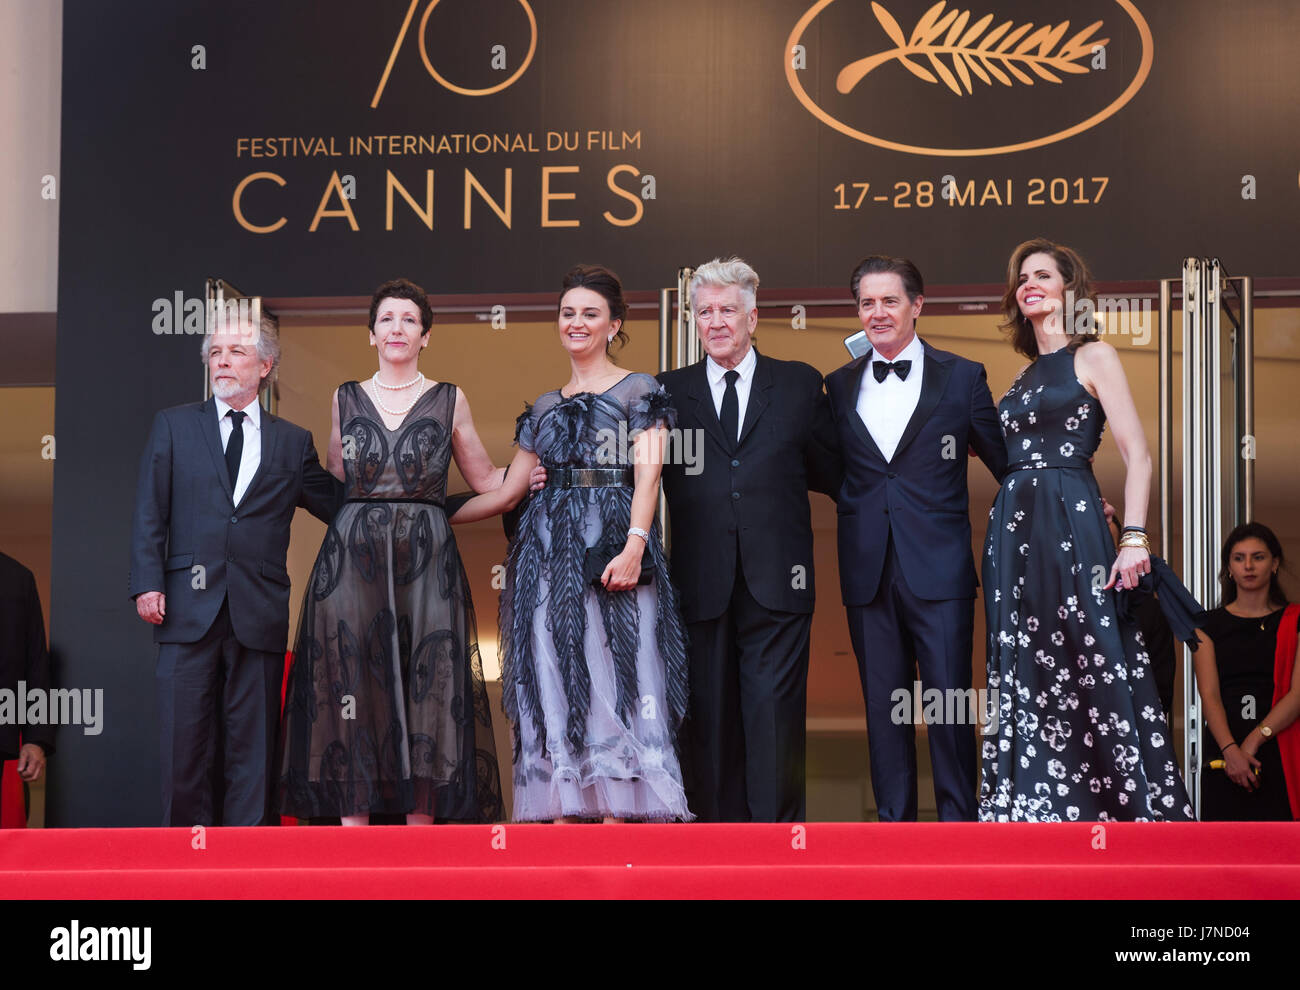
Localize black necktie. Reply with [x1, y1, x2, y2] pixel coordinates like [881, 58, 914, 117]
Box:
[225, 410, 246, 490]
[873, 359, 912, 383]
[719, 369, 739, 448]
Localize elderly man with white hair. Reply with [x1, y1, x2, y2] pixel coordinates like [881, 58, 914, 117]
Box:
[130, 306, 341, 826]
[657, 257, 841, 822]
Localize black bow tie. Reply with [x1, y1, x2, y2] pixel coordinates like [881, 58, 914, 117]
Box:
[872, 359, 912, 383]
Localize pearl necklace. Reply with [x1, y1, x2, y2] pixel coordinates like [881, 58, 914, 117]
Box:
[368, 376, 426, 416]
[372, 370, 423, 391]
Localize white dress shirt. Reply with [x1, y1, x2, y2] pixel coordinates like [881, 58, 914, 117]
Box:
[856, 334, 924, 462]
[706, 345, 758, 443]
[215, 396, 262, 506]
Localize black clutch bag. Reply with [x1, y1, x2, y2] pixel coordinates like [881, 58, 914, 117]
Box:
[583, 536, 654, 588]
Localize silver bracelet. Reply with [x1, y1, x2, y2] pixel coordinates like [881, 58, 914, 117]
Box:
[628, 527, 649, 544]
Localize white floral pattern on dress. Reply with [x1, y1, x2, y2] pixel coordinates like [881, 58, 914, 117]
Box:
[979, 348, 1193, 822]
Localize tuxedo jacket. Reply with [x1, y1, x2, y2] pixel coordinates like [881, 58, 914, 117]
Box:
[824, 339, 1006, 606]
[0, 552, 55, 760]
[129, 397, 341, 653]
[657, 351, 841, 624]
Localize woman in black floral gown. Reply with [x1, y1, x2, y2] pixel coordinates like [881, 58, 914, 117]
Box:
[452, 265, 691, 822]
[277, 279, 504, 825]
[980, 239, 1195, 822]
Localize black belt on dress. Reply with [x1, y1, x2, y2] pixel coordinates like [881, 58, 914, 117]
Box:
[345, 496, 445, 507]
[1007, 460, 1087, 472]
[547, 467, 635, 488]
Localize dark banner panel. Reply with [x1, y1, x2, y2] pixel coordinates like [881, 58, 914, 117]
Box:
[69, 0, 1300, 296]
[50, 0, 1299, 824]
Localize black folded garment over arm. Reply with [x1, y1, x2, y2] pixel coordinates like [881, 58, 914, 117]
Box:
[1116, 555, 1209, 650]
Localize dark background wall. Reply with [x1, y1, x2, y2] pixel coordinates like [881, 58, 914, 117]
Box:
[50, 0, 1300, 824]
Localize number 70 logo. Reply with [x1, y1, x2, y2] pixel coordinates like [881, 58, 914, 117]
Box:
[371, 0, 538, 106]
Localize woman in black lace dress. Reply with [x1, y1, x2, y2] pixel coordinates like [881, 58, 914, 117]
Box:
[980, 239, 1195, 821]
[277, 278, 504, 825]
[452, 265, 691, 822]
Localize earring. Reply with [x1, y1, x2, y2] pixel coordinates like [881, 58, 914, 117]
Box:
[607, 334, 615, 343]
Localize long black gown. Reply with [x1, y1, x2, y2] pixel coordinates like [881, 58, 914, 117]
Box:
[277, 381, 503, 822]
[979, 347, 1194, 821]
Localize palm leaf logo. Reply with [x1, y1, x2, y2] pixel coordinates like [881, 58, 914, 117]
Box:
[837, 1, 1109, 96]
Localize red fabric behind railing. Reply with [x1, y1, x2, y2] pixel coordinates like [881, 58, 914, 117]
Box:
[280, 651, 296, 827]
[0, 761, 25, 828]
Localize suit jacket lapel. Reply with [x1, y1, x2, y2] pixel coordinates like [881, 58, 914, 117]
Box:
[844, 350, 888, 464]
[891, 340, 953, 462]
[243, 406, 280, 501]
[199, 398, 235, 504]
[735, 350, 771, 449]
[686, 360, 729, 452]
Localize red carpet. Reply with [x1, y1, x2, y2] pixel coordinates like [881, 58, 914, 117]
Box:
[2, 822, 1297, 898]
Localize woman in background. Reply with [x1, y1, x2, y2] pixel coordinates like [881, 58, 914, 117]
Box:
[1196, 523, 1299, 820]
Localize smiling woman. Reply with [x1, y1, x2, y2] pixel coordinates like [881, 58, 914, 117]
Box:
[451, 263, 693, 824]
[999, 238, 1099, 359]
[980, 238, 1198, 822]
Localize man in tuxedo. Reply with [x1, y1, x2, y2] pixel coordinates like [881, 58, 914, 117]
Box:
[658, 257, 841, 822]
[825, 256, 1006, 821]
[130, 311, 340, 826]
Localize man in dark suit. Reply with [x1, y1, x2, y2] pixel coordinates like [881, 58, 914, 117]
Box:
[825, 256, 1006, 822]
[130, 311, 340, 826]
[657, 257, 841, 822]
[0, 552, 55, 817]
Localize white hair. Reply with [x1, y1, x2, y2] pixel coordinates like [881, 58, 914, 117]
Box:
[199, 308, 281, 385]
[689, 256, 760, 313]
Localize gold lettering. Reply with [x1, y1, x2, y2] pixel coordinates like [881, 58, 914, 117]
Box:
[386, 170, 434, 231]
[603, 164, 643, 227]
[309, 171, 360, 231]
[978, 179, 1004, 207]
[232, 171, 287, 234]
[463, 168, 512, 229]
[541, 166, 580, 228]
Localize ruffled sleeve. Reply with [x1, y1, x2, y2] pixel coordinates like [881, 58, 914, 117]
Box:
[629, 384, 677, 432]
[513, 402, 536, 452]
